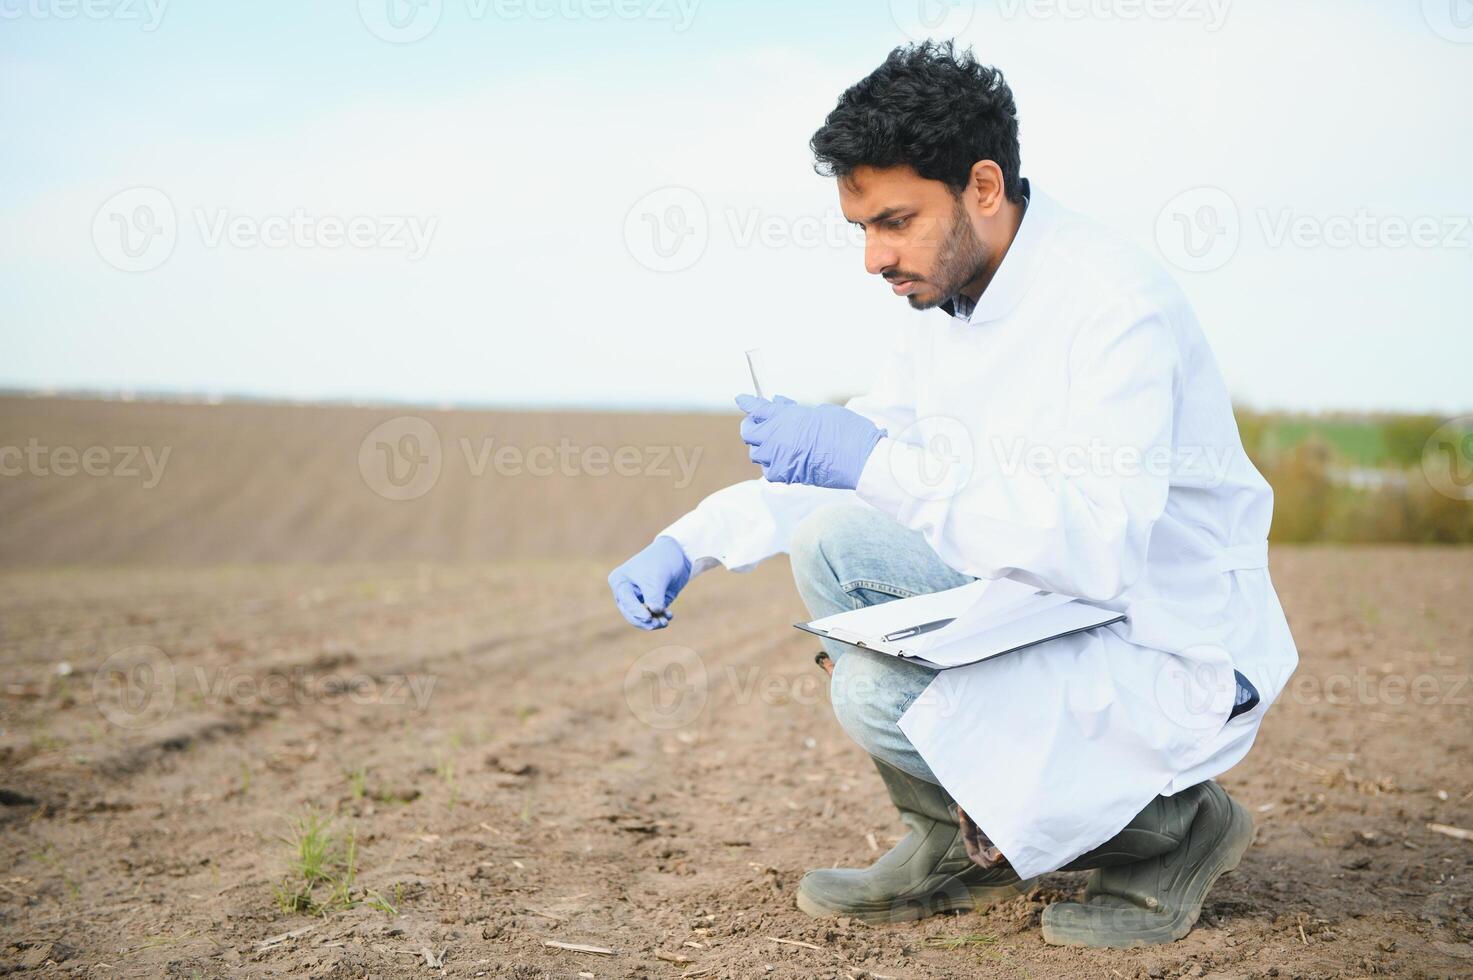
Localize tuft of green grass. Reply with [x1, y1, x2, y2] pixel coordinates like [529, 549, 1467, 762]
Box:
[34, 843, 79, 902]
[324, 828, 358, 911]
[271, 809, 366, 917]
[924, 933, 998, 950]
[434, 750, 458, 808]
[363, 886, 399, 917]
[346, 764, 367, 801]
[49, 673, 73, 704]
[1358, 597, 1383, 626]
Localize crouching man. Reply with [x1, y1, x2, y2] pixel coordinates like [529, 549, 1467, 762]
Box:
[607, 40, 1297, 949]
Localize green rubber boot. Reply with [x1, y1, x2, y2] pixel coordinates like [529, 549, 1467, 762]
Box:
[1041, 780, 1253, 948]
[796, 758, 1036, 924]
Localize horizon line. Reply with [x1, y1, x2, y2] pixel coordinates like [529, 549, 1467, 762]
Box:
[1, 386, 1469, 421]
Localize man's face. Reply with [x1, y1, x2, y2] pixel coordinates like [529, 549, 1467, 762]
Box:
[838, 164, 991, 311]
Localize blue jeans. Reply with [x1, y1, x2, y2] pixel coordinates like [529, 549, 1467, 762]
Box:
[789, 502, 973, 785]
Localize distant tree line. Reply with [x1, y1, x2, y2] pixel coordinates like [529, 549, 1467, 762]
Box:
[1235, 410, 1473, 544]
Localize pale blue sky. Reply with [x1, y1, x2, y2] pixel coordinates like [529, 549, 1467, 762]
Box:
[3, 0, 1471, 413]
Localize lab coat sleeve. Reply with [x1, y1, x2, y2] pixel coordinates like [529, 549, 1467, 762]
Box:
[658, 480, 853, 576]
[855, 297, 1178, 601]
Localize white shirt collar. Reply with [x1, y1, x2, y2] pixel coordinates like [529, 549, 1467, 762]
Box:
[945, 178, 1055, 325]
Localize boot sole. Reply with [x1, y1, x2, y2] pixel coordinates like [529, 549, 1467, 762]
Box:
[1041, 795, 1254, 948]
[796, 878, 1034, 924]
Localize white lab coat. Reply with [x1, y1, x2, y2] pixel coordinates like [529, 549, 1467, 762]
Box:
[660, 183, 1298, 878]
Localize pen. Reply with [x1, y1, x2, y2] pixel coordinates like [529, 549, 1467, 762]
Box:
[882, 617, 955, 643]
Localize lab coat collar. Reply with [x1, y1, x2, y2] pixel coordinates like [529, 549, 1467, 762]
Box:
[944, 177, 1058, 325]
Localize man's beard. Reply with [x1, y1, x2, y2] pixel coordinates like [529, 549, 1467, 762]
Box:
[904, 198, 990, 311]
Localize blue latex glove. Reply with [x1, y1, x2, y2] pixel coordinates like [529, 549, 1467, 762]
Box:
[608, 535, 692, 630]
[736, 394, 886, 490]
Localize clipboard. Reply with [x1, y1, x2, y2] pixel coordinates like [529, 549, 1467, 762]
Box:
[793, 577, 1126, 670]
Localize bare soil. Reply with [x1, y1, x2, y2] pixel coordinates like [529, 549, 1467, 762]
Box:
[1, 398, 1470, 978]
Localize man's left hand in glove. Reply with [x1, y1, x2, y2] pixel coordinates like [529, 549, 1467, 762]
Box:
[735, 394, 885, 491]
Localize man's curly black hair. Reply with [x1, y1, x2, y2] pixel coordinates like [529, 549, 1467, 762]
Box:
[810, 40, 1024, 205]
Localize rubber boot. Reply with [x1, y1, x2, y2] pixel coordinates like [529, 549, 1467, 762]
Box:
[1041, 780, 1253, 948]
[796, 758, 1036, 924]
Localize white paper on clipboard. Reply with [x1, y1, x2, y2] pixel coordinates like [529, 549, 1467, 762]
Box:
[793, 577, 1124, 670]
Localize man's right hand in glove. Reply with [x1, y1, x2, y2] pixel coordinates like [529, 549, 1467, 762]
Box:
[607, 535, 692, 630]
